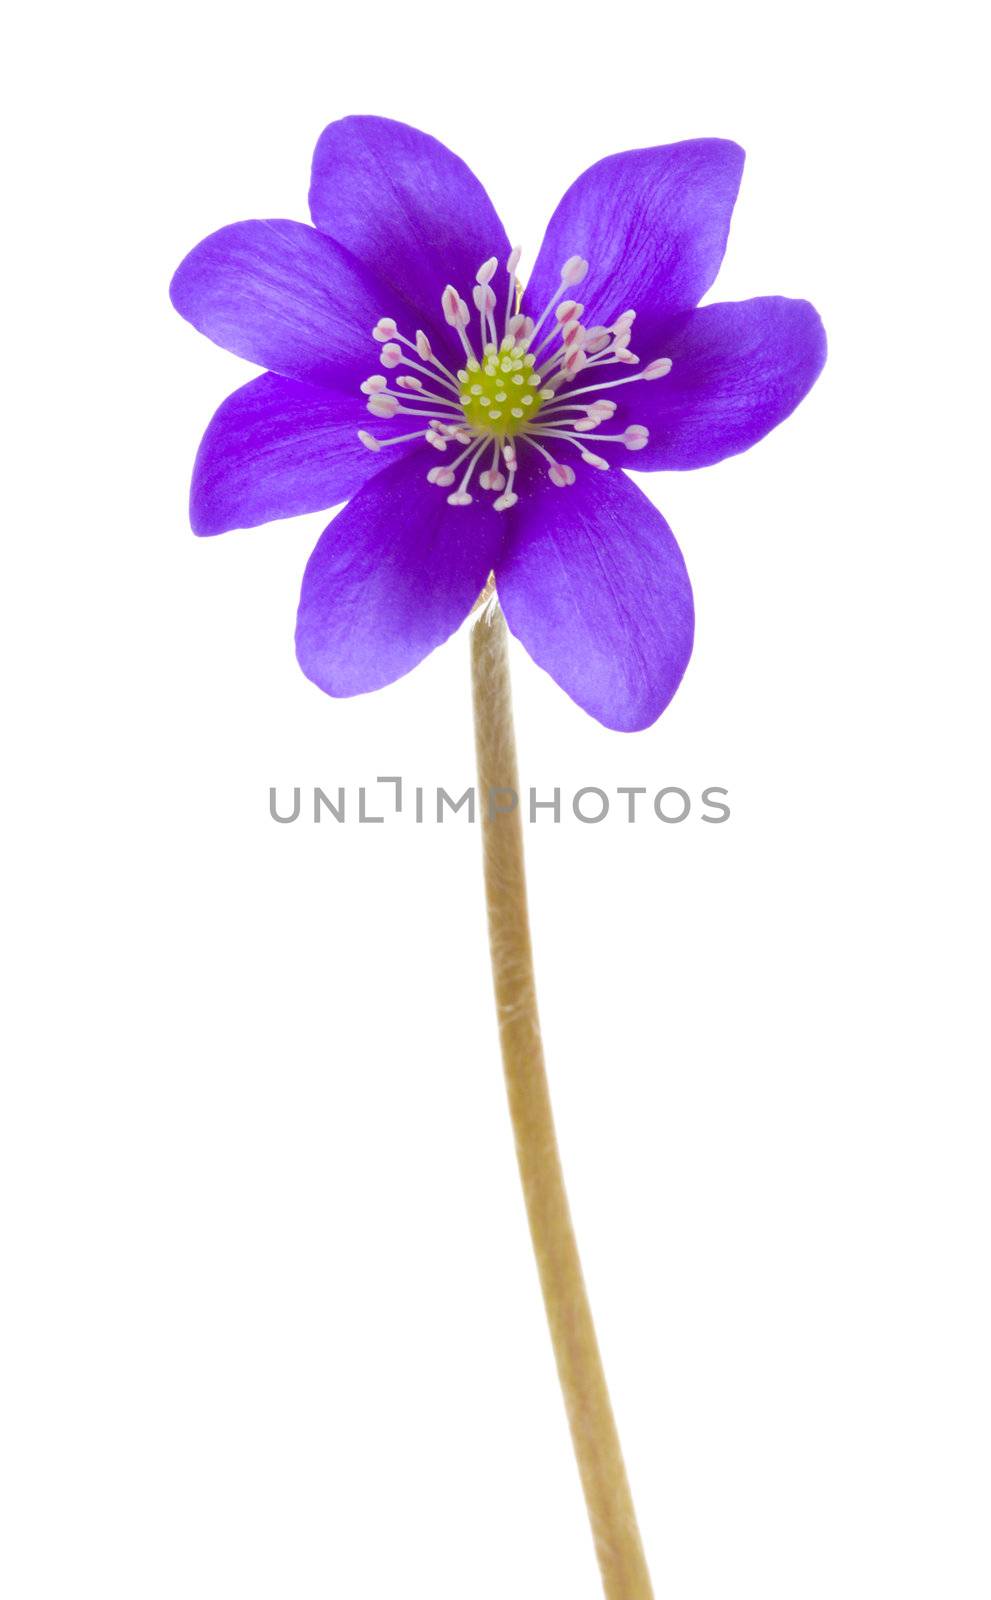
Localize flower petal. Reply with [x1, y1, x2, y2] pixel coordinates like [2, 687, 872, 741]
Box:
[189, 373, 415, 536]
[170, 219, 395, 388]
[496, 469, 694, 732]
[522, 139, 744, 337]
[628, 297, 827, 470]
[296, 451, 505, 698]
[309, 116, 510, 339]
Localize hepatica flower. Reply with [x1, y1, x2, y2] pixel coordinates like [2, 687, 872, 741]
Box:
[171, 117, 826, 1597]
[171, 116, 825, 733]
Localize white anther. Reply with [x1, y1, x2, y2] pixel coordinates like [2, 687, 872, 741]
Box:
[428, 466, 456, 486]
[583, 328, 611, 354]
[623, 425, 649, 450]
[476, 257, 498, 285]
[549, 463, 576, 486]
[507, 313, 526, 339]
[561, 256, 589, 286]
[502, 444, 517, 469]
[473, 283, 497, 313]
[644, 357, 673, 380]
[367, 394, 399, 417]
[479, 469, 507, 491]
[358, 430, 381, 452]
[415, 330, 433, 360]
[613, 310, 636, 332]
[560, 318, 583, 346]
[494, 492, 518, 512]
[581, 451, 610, 470]
[380, 342, 403, 368]
[506, 246, 522, 275]
[396, 374, 423, 390]
[360, 374, 388, 394]
[372, 318, 398, 342]
[425, 432, 449, 452]
[556, 300, 583, 323]
[442, 286, 462, 326]
[447, 491, 473, 506]
[614, 349, 639, 365]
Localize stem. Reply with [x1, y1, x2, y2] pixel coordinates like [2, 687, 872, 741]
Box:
[470, 599, 654, 1600]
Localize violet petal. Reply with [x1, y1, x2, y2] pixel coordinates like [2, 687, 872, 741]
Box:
[497, 468, 694, 732]
[296, 452, 506, 697]
[190, 373, 416, 536]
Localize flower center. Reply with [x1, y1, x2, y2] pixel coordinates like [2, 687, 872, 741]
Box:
[356, 249, 672, 511]
[458, 346, 542, 435]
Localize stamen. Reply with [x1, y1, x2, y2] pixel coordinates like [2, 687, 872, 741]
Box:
[539, 399, 618, 424]
[542, 361, 669, 403]
[504, 246, 522, 336]
[367, 393, 464, 422]
[358, 427, 437, 453]
[392, 374, 465, 409]
[442, 285, 477, 363]
[531, 300, 584, 359]
[479, 438, 506, 493]
[472, 277, 498, 350]
[530, 424, 649, 452]
[526, 257, 589, 347]
[447, 437, 488, 506]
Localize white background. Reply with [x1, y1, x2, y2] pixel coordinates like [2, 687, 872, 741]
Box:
[3, 2, 988, 1596]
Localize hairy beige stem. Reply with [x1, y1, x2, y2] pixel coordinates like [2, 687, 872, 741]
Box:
[470, 599, 654, 1600]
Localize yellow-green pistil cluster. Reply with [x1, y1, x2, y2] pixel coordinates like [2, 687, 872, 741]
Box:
[458, 342, 546, 436]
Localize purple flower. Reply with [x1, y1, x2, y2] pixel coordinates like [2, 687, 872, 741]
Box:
[171, 117, 825, 732]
